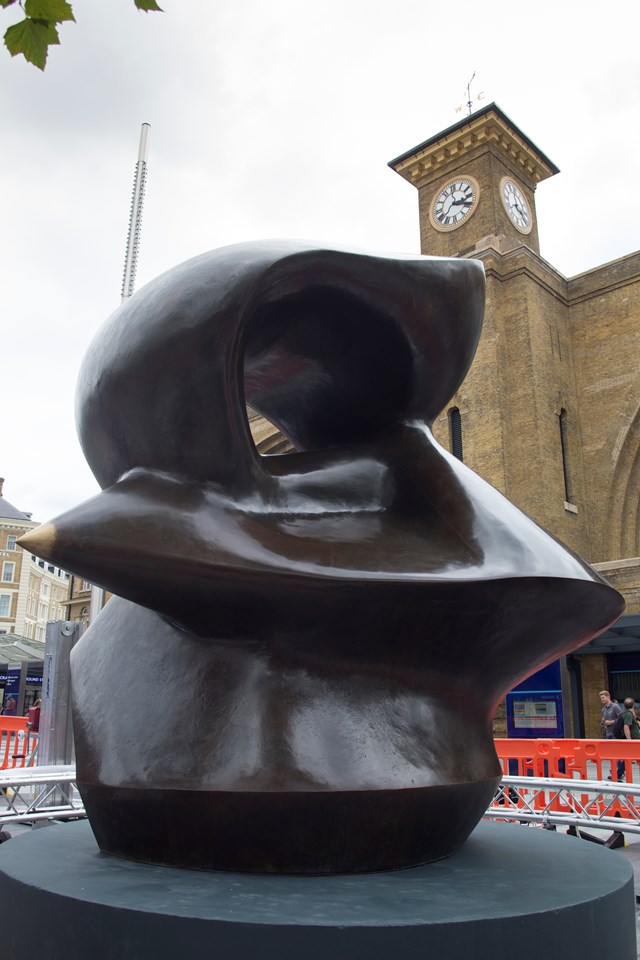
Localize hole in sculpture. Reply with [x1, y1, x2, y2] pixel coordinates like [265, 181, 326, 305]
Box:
[243, 286, 413, 456]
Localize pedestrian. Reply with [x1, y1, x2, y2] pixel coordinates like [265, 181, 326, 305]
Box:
[2, 695, 17, 717]
[27, 698, 41, 734]
[621, 698, 640, 740]
[600, 690, 622, 736]
[600, 690, 624, 780]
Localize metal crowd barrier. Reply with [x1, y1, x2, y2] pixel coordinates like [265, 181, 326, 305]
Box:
[494, 736, 640, 782]
[0, 718, 39, 770]
[4, 767, 639, 836]
[0, 764, 82, 825]
[486, 775, 640, 834]
[490, 738, 640, 837]
[1, 737, 639, 834]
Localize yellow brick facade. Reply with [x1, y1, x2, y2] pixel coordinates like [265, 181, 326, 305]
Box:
[0, 478, 70, 641]
[391, 104, 640, 572]
[390, 103, 640, 736]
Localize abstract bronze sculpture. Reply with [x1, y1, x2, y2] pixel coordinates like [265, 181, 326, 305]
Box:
[20, 242, 623, 873]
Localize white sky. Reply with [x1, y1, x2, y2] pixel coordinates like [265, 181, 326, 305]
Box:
[2, 0, 639, 522]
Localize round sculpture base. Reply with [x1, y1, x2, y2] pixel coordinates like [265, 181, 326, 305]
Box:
[0, 819, 635, 960]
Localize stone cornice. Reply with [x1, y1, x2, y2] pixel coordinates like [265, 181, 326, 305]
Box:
[593, 557, 640, 573]
[389, 104, 558, 190]
[567, 250, 640, 304]
[465, 239, 640, 309]
[466, 237, 570, 304]
[0, 517, 37, 533]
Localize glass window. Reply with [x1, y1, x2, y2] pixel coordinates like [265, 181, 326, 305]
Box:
[448, 407, 463, 462]
[558, 408, 572, 503]
[2, 562, 15, 582]
[6, 536, 17, 551]
[0, 595, 11, 617]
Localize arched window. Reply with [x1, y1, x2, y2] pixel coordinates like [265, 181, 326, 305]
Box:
[558, 408, 572, 502]
[448, 407, 463, 462]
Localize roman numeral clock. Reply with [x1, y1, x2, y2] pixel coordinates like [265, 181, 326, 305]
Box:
[389, 103, 558, 259]
[430, 178, 480, 231]
[500, 177, 532, 234]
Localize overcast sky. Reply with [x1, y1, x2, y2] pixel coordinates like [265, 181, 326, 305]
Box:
[2, 0, 639, 522]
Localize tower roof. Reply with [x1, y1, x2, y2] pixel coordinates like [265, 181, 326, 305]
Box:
[0, 496, 32, 521]
[0, 478, 32, 521]
[389, 102, 559, 189]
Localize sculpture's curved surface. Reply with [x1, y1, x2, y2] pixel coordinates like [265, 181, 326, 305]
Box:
[20, 241, 623, 873]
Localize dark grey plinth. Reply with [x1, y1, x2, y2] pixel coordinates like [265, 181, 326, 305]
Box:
[0, 819, 635, 959]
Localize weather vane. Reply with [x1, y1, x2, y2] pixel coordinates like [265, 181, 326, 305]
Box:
[455, 72, 484, 116]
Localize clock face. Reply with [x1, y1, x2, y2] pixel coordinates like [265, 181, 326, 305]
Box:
[430, 177, 479, 231]
[500, 178, 532, 234]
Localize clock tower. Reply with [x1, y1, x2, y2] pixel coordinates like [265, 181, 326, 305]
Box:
[389, 103, 640, 740]
[388, 104, 593, 562]
[388, 103, 558, 258]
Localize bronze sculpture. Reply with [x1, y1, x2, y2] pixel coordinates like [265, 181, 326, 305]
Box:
[20, 242, 623, 873]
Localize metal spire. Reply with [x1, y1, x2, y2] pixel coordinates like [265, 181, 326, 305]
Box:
[120, 122, 150, 302]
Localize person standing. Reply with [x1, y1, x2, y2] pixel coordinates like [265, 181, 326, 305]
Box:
[600, 690, 624, 780]
[600, 690, 622, 736]
[621, 698, 640, 741]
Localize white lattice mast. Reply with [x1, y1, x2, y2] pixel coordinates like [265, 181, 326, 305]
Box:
[90, 124, 150, 625]
[120, 122, 150, 302]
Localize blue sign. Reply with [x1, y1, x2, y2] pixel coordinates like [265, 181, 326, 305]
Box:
[3, 661, 21, 715]
[506, 661, 564, 738]
[0, 675, 41, 684]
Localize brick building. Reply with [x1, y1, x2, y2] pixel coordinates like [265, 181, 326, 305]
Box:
[0, 478, 69, 642]
[388, 103, 640, 737]
[253, 104, 640, 737]
[65, 576, 95, 631]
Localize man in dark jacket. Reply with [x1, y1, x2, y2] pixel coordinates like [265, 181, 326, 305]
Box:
[601, 690, 624, 780]
[600, 690, 622, 737]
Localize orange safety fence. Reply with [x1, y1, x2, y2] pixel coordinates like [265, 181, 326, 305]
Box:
[493, 738, 640, 823]
[0, 718, 39, 770]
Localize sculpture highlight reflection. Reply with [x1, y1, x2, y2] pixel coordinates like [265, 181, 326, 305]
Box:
[19, 242, 623, 873]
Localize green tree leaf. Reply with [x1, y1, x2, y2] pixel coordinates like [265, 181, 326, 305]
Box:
[24, 0, 75, 24]
[3, 0, 159, 69]
[4, 17, 59, 70]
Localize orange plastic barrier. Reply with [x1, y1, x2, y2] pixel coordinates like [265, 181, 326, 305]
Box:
[0, 717, 37, 770]
[493, 738, 640, 822]
[495, 738, 640, 781]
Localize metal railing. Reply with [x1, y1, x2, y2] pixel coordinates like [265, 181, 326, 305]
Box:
[2, 765, 640, 836]
[0, 764, 82, 825]
[486, 775, 640, 834]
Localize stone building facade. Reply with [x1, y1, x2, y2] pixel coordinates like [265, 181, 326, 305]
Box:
[388, 103, 640, 737]
[65, 576, 95, 631]
[0, 478, 69, 642]
[251, 104, 640, 737]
